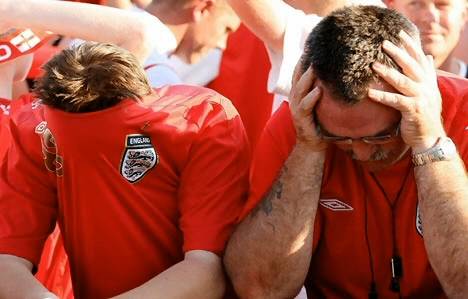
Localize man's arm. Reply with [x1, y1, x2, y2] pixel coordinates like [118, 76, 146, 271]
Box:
[415, 157, 468, 298]
[111, 250, 225, 299]
[368, 31, 468, 298]
[225, 0, 290, 53]
[0, 0, 158, 63]
[224, 66, 327, 299]
[0, 255, 57, 299]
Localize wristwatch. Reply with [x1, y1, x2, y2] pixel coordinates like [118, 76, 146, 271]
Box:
[412, 137, 457, 166]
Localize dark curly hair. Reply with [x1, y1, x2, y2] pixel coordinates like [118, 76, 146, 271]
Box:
[301, 5, 418, 104]
[34, 42, 152, 113]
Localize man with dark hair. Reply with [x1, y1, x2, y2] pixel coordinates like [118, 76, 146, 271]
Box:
[0, 42, 249, 299]
[224, 5, 468, 299]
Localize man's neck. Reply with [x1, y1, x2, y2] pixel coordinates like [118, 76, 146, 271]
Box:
[145, 3, 189, 45]
[438, 52, 461, 75]
[173, 35, 205, 64]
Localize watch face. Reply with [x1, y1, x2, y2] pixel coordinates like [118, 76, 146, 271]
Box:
[442, 138, 457, 156]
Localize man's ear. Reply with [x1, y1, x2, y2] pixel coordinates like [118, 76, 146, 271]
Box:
[192, 0, 215, 22]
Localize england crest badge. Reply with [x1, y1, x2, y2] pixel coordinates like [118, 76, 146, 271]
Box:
[120, 134, 158, 183]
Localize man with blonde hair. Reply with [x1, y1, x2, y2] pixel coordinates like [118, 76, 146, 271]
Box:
[0, 41, 249, 299]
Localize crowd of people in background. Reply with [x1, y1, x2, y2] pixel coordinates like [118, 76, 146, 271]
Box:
[0, 0, 466, 298]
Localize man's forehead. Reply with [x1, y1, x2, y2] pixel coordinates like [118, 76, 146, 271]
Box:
[315, 82, 400, 135]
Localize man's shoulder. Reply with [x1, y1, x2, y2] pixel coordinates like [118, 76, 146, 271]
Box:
[260, 102, 296, 152]
[9, 94, 44, 125]
[438, 72, 468, 101]
[438, 73, 467, 120]
[151, 85, 241, 125]
[437, 73, 468, 157]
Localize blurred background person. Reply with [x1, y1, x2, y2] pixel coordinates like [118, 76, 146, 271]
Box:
[386, 0, 467, 77]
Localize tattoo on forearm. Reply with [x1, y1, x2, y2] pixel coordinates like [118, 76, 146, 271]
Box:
[252, 167, 286, 216]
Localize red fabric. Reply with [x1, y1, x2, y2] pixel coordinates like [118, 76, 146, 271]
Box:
[0, 94, 36, 161]
[207, 24, 274, 151]
[0, 29, 50, 64]
[27, 44, 61, 79]
[66, 0, 105, 4]
[0, 98, 10, 160]
[0, 94, 73, 298]
[36, 227, 73, 299]
[244, 75, 468, 298]
[0, 85, 249, 298]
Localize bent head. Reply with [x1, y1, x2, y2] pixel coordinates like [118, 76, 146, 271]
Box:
[387, 0, 467, 68]
[284, 0, 348, 15]
[35, 42, 152, 113]
[181, 0, 240, 61]
[302, 6, 417, 170]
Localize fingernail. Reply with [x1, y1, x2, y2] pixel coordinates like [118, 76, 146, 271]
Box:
[399, 30, 409, 39]
[382, 40, 391, 49]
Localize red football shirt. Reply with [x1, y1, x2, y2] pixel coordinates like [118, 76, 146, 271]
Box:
[0, 85, 250, 298]
[207, 25, 274, 151]
[0, 98, 10, 159]
[243, 75, 468, 298]
[0, 94, 73, 298]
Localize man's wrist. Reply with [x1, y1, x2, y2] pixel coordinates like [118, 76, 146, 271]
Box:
[411, 137, 457, 167]
[411, 137, 441, 154]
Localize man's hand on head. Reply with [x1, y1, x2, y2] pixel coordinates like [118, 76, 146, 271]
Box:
[289, 62, 327, 152]
[367, 30, 446, 153]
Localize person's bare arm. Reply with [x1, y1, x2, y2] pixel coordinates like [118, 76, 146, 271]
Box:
[224, 65, 327, 299]
[368, 31, 468, 298]
[0, 254, 58, 299]
[415, 156, 468, 298]
[0, 0, 158, 63]
[111, 250, 225, 299]
[226, 0, 289, 53]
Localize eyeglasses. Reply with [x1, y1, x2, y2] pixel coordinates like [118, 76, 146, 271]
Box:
[316, 122, 401, 145]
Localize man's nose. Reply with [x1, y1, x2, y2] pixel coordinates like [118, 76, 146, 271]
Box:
[421, 3, 440, 24]
[351, 141, 374, 161]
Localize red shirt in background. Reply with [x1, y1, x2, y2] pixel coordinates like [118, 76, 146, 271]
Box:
[0, 85, 250, 298]
[0, 94, 73, 298]
[0, 98, 10, 159]
[208, 24, 274, 151]
[243, 75, 468, 298]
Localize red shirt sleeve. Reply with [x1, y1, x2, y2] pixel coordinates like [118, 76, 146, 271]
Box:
[0, 99, 10, 160]
[0, 106, 57, 268]
[239, 102, 297, 220]
[178, 97, 250, 255]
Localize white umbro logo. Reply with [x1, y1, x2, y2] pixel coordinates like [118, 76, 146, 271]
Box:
[320, 199, 353, 211]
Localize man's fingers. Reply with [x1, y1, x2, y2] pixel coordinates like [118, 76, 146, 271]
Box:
[372, 62, 418, 96]
[290, 66, 316, 104]
[299, 86, 321, 115]
[398, 30, 427, 67]
[382, 40, 424, 81]
[368, 88, 412, 112]
[291, 60, 303, 87]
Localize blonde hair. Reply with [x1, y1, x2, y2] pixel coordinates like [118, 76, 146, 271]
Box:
[35, 42, 152, 113]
